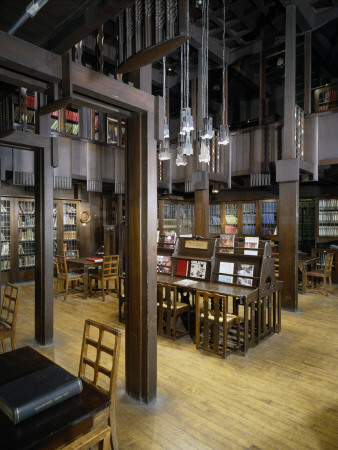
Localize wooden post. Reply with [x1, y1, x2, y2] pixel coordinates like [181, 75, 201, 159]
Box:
[304, 31, 312, 115]
[125, 111, 157, 402]
[34, 146, 54, 344]
[278, 3, 299, 310]
[194, 189, 209, 238]
[259, 51, 265, 126]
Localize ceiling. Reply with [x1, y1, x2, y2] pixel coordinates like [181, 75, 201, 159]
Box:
[0, 0, 338, 127]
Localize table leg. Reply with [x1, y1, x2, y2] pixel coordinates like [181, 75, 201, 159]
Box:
[83, 267, 89, 300]
[243, 303, 248, 357]
[302, 269, 307, 294]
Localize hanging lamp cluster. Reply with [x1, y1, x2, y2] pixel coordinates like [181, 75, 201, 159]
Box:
[199, 0, 213, 163]
[218, 0, 230, 146]
[158, 55, 171, 161]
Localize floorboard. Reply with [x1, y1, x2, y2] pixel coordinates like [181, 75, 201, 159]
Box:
[4, 283, 338, 449]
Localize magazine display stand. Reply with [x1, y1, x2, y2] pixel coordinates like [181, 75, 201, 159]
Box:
[212, 235, 282, 341]
[156, 233, 176, 275]
[171, 237, 216, 282]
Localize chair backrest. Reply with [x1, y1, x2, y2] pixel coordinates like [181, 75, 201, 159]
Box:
[55, 255, 68, 277]
[64, 249, 79, 260]
[324, 253, 334, 275]
[78, 319, 122, 410]
[0, 283, 20, 331]
[102, 255, 119, 278]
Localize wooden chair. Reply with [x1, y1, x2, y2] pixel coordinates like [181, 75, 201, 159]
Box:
[76, 319, 122, 450]
[0, 283, 20, 352]
[195, 290, 240, 358]
[64, 249, 79, 259]
[305, 252, 334, 296]
[89, 255, 119, 301]
[55, 255, 84, 301]
[157, 283, 190, 340]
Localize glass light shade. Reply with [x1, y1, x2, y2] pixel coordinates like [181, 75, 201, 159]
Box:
[218, 124, 229, 145]
[163, 116, 170, 139]
[199, 137, 210, 163]
[182, 132, 193, 156]
[158, 138, 170, 161]
[176, 137, 187, 166]
[180, 107, 194, 132]
[201, 117, 214, 139]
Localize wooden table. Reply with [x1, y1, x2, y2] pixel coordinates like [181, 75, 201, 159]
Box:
[67, 257, 103, 300]
[157, 274, 260, 356]
[0, 346, 110, 450]
[298, 255, 318, 294]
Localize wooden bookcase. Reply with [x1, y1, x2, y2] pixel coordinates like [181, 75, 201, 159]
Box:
[314, 83, 338, 113]
[315, 197, 338, 245]
[209, 200, 279, 240]
[157, 200, 194, 238]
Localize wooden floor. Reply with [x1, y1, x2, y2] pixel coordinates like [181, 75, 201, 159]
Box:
[6, 283, 338, 449]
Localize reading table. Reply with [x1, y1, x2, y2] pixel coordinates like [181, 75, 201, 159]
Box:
[67, 257, 103, 299]
[0, 346, 110, 450]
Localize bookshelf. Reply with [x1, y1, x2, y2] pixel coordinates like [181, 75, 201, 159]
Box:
[316, 197, 338, 242]
[18, 200, 35, 270]
[0, 96, 14, 135]
[13, 89, 36, 127]
[314, 83, 338, 113]
[1, 200, 11, 272]
[299, 199, 315, 253]
[51, 111, 59, 132]
[65, 107, 79, 136]
[225, 203, 238, 234]
[242, 202, 256, 235]
[261, 200, 278, 237]
[63, 202, 77, 252]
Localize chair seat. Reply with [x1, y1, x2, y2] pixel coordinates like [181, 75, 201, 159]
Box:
[306, 269, 325, 276]
[59, 272, 84, 280]
[157, 301, 188, 310]
[201, 312, 238, 323]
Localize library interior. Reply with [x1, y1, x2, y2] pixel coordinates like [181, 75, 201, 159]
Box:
[0, 0, 338, 449]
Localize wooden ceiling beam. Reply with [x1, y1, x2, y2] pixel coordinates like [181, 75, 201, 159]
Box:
[42, 0, 134, 55]
[0, 67, 48, 93]
[0, 31, 61, 83]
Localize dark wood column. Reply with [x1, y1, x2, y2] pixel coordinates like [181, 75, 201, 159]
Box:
[34, 146, 54, 344]
[194, 189, 209, 237]
[277, 3, 298, 310]
[125, 111, 157, 402]
[304, 31, 312, 115]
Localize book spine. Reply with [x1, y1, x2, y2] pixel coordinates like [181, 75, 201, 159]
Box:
[13, 378, 83, 424]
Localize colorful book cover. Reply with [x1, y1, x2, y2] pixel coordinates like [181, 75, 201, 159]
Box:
[237, 263, 254, 286]
[244, 237, 259, 255]
[189, 260, 207, 279]
[218, 261, 234, 283]
[219, 234, 235, 253]
[157, 256, 172, 274]
[176, 259, 189, 277]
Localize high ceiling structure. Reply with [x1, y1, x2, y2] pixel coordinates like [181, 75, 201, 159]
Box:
[0, 0, 337, 126]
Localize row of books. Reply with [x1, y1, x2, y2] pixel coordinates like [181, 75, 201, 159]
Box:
[18, 229, 35, 241]
[319, 88, 337, 103]
[19, 202, 35, 214]
[1, 204, 8, 213]
[64, 231, 77, 240]
[14, 108, 35, 124]
[18, 243, 34, 254]
[63, 216, 76, 225]
[66, 122, 79, 135]
[18, 217, 35, 227]
[65, 109, 79, 122]
[0, 259, 11, 271]
[176, 259, 207, 279]
[218, 262, 254, 286]
[1, 242, 10, 256]
[1, 232, 9, 241]
[19, 255, 35, 267]
[64, 205, 76, 214]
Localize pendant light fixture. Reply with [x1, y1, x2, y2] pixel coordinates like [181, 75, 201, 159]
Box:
[158, 56, 171, 161]
[178, 0, 194, 160]
[199, 0, 213, 163]
[218, 0, 230, 145]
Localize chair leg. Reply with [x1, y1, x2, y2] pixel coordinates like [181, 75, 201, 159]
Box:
[323, 277, 328, 296]
[102, 279, 105, 302]
[115, 277, 119, 298]
[329, 275, 333, 293]
[110, 409, 119, 450]
[11, 333, 16, 350]
[64, 279, 69, 301]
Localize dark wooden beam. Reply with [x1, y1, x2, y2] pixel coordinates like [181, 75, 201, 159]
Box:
[0, 68, 48, 93]
[42, 0, 134, 55]
[34, 146, 54, 345]
[194, 189, 210, 238]
[117, 35, 188, 75]
[0, 31, 61, 83]
[125, 111, 157, 402]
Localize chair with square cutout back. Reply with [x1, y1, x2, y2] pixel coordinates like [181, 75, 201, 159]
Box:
[55, 255, 84, 301]
[70, 319, 122, 450]
[0, 283, 20, 353]
[89, 255, 119, 301]
[305, 252, 334, 296]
